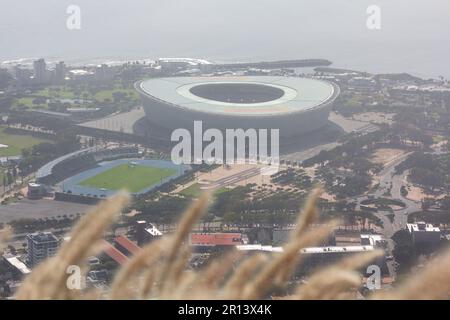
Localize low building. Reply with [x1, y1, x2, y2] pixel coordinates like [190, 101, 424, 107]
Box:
[2, 254, 31, 280]
[0, 156, 22, 166]
[348, 77, 377, 91]
[360, 234, 387, 249]
[27, 182, 45, 200]
[236, 244, 387, 275]
[86, 269, 108, 284]
[114, 236, 141, 256]
[299, 246, 386, 274]
[333, 230, 362, 247]
[135, 221, 163, 246]
[190, 233, 245, 252]
[101, 240, 129, 266]
[407, 222, 441, 245]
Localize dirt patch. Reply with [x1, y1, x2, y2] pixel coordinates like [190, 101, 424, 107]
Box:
[406, 185, 446, 202]
[352, 112, 395, 125]
[175, 164, 271, 194]
[370, 148, 406, 166]
[320, 192, 336, 202]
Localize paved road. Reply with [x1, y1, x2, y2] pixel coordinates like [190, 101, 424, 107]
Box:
[350, 152, 420, 236]
[208, 167, 262, 188]
[344, 152, 423, 279]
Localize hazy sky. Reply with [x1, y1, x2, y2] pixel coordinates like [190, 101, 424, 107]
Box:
[1, 0, 449, 77]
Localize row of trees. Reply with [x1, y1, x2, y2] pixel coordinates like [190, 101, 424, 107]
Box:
[18, 130, 81, 176]
[1, 167, 18, 192]
[396, 152, 450, 191]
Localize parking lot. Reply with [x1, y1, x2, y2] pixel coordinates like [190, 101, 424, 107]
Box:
[0, 198, 93, 223]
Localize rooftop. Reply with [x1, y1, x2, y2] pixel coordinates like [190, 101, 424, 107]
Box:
[114, 236, 141, 255]
[407, 222, 440, 233]
[27, 232, 58, 243]
[138, 76, 337, 116]
[36, 147, 99, 181]
[102, 240, 129, 266]
[360, 234, 385, 246]
[190, 233, 243, 246]
[2, 254, 31, 274]
[145, 224, 163, 237]
[236, 244, 376, 254]
[300, 246, 375, 254]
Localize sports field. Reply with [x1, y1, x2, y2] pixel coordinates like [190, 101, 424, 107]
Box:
[78, 163, 177, 193]
[0, 127, 49, 157]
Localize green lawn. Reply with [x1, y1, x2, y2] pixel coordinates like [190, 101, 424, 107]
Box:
[79, 164, 177, 193]
[180, 183, 203, 197]
[13, 84, 140, 111]
[180, 183, 228, 198]
[432, 135, 446, 144]
[35, 86, 78, 99]
[94, 88, 139, 102]
[0, 127, 50, 157]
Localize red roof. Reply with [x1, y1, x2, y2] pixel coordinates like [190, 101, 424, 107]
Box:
[102, 240, 129, 265]
[190, 233, 242, 246]
[114, 236, 141, 255]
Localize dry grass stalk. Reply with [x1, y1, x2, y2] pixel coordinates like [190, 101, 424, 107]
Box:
[296, 250, 383, 300]
[14, 187, 450, 300]
[110, 238, 167, 299]
[298, 269, 361, 300]
[240, 220, 339, 300]
[236, 189, 338, 300]
[186, 250, 242, 299]
[222, 254, 269, 299]
[273, 188, 325, 285]
[372, 247, 450, 300]
[159, 243, 192, 298]
[164, 270, 198, 299]
[290, 187, 322, 240]
[113, 192, 211, 299]
[139, 267, 158, 299]
[157, 192, 210, 293]
[0, 227, 12, 253]
[15, 192, 130, 300]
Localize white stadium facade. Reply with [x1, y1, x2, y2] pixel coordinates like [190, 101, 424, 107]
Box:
[136, 76, 340, 138]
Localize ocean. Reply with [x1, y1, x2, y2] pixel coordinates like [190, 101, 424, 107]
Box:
[1, 0, 449, 79]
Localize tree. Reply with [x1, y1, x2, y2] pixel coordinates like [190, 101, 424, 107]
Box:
[6, 170, 13, 186]
[0, 69, 13, 90]
[0, 96, 14, 111]
[392, 229, 415, 274]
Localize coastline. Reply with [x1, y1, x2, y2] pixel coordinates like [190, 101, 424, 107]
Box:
[0, 55, 443, 81]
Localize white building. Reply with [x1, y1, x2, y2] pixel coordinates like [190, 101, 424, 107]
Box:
[360, 234, 387, 248]
[2, 254, 31, 277]
[236, 244, 384, 273]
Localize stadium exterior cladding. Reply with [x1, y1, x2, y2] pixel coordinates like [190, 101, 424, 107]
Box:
[136, 76, 340, 138]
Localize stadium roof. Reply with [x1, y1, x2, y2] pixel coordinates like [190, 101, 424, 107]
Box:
[36, 147, 99, 181]
[138, 76, 336, 116]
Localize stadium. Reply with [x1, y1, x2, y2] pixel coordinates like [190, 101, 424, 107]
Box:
[136, 76, 340, 138]
[35, 147, 190, 201]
